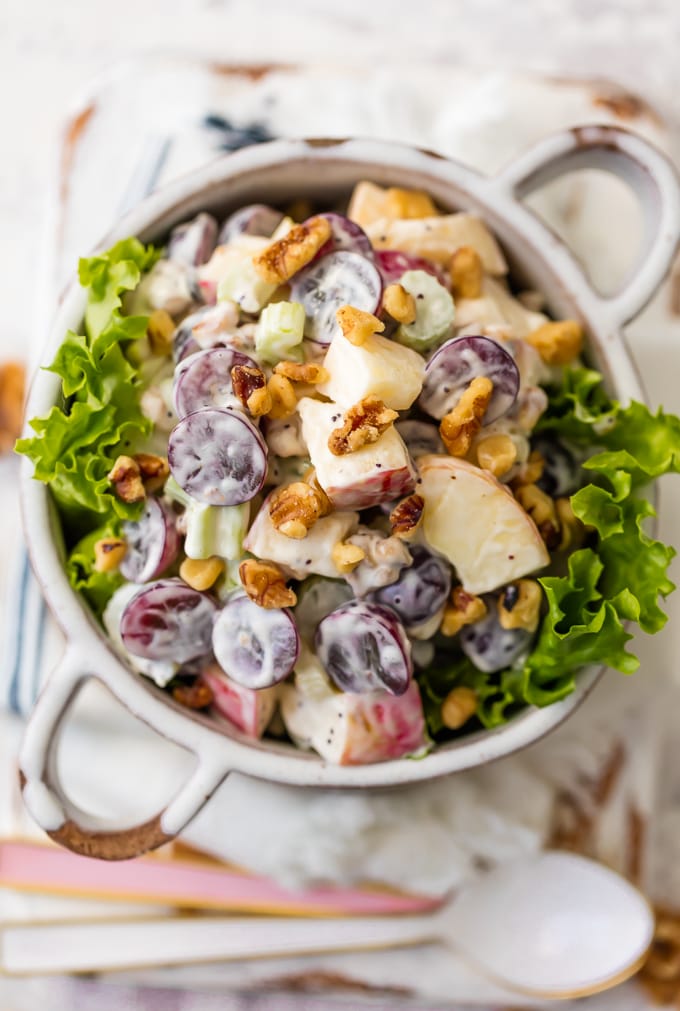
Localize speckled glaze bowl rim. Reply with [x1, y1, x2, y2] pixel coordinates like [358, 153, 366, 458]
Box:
[18, 128, 680, 859]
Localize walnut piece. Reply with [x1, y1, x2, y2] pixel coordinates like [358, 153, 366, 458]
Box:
[0, 361, 25, 454]
[328, 396, 398, 456]
[439, 376, 493, 457]
[269, 481, 326, 539]
[497, 580, 542, 632]
[172, 678, 214, 710]
[510, 450, 544, 489]
[440, 587, 487, 637]
[108, 455, 146, 503]
[231, 364, 272, 417]
[389, 494, 424, 540]
[382, 283, 416, 324]
[180, 556, 225, 591]
[266, 374, 297, 419]
[134, 452, 169, 493]
[273, 361, 329, 384]
[302, 467, 332, 516]
[146, 309, 175, 355]
[449, 245, 483, 299]
[515, 482, 560, 548]
[94, 537, 127, 573]
[525, 320, 583, 365]
[475, 434, 517, 478]
[331, 541, 366, 574]
[335, 305, 384, 346]
[555, 497, 584, 551]
[239, 558, 297, 609]
[252, 216, 332, 285]
[441, 686, 478, 730]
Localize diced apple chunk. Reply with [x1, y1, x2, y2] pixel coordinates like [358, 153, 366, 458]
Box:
[280, 680, 430, 765]
[365, 214, 508, 274]
[298, 398, 416, 510]
[202, 663, 279, 739]
[418, 454, 549, 594]
[317, 333, 425, 411]
[454, 277, 548, 338]
[244, 495, 359, 579]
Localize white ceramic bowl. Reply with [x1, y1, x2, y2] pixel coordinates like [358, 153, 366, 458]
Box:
[19, 127, 680, 859]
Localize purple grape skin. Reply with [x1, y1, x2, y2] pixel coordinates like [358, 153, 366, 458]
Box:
[459, 601, 534, 674]
[375, 249, 449, 289]
[373, 546, 451, 629]
[120, 579, 217, 663]
[315, 601, 413, 696]
[212, 595, 300, 689]
[173, 347, 256, 419]
[290, 250, 383, 345]
[218, 204, 284, 244]
[419, 335, 520, 423]
[313, 213, 374, 259]
[168, 213, 218, 267]
[119, 499, 180, 584]
[168, 408, 268, 506]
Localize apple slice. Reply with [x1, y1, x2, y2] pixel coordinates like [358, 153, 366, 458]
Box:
[317, 332, 425, 411]
[298, 397, 416, 509]
[418, 454, 549, 594]
[365, 213, 508, 274]
[453, 277, 548, 338]
[201, 663, 279, 739]
[280, 680, 430, 765]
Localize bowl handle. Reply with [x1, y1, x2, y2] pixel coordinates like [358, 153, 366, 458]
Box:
[491, 124, 680, 329]
[18, 645, 230, 860]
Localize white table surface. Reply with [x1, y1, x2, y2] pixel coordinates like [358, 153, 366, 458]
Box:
[3, 2, 680, 1008]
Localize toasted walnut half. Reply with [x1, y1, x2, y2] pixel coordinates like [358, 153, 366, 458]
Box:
[439, 376, 493, 457]
[449, 245, 483, 299]
[511, 449, 544, 489]
[266, 374, 297, 419]
[389, 493, 424, 540]
[146, 309, 175, 355]
[336, 305, 384, 346]
[331, 541, 366, 574]
[231, 364, 272, 417]
[555, 497, 585, 551]
[475, 434, 517, 478]
[302, 467, 333, 517]
[498, 580, 542, 633]
[525, 319, 583, 365]
[180, 556, 225, 592]
[108, 455, 146, 503]
[382, 283, 416, 324]
[252, 216, 332, 285]
[172, 678, 214, 710]
[273, 361, 329, 384]
[441, 686, 478, 730]
[269, 481, 326, 539]
[440, 587, 487, 637]
[328, 396, 398, 456]
[239, 558, 297, 609]
[134, 453, 170, 494]
[94, 537, 127, 573]
[515, 482, 560, 548]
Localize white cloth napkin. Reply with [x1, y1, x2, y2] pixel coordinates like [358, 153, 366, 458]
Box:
[2, 58, 679, 1006]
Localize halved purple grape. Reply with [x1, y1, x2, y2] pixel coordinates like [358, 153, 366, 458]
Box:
[168, 408, 267, 506]
[218, 204, 284, 245]
[172, 307, 215, 363]
[315, 601, 412, 696]
[313, 213, 374, 259]
[375, 249, 449, 289]
[373, 546, 451, 629]
[212, 595, 299, 689]
[419, 335, 520, 423]
[174, 347, 256, 419]
[120, 499, 180, 584]
[168, 213, 218, 267]
[290, 251, 383, 345]
[395, 420, 445, 459]
[459, 600, 534, 674]
[120, 579, 217, 663]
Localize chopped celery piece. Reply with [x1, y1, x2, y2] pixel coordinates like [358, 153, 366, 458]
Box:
[218, 258, 277, 313]
[256, 301, 306, 364]
[395, 270, 455, 352]
[164, 474, 192, 508]
[185, 501, 249, 560]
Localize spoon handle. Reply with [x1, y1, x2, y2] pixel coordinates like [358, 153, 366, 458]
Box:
[2, 912, 444, 975]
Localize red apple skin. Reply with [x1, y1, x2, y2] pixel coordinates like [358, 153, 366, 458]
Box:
[327, 464, 416, 510]
[338, 682, 430, 765]
[202, 663, 278, 739]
